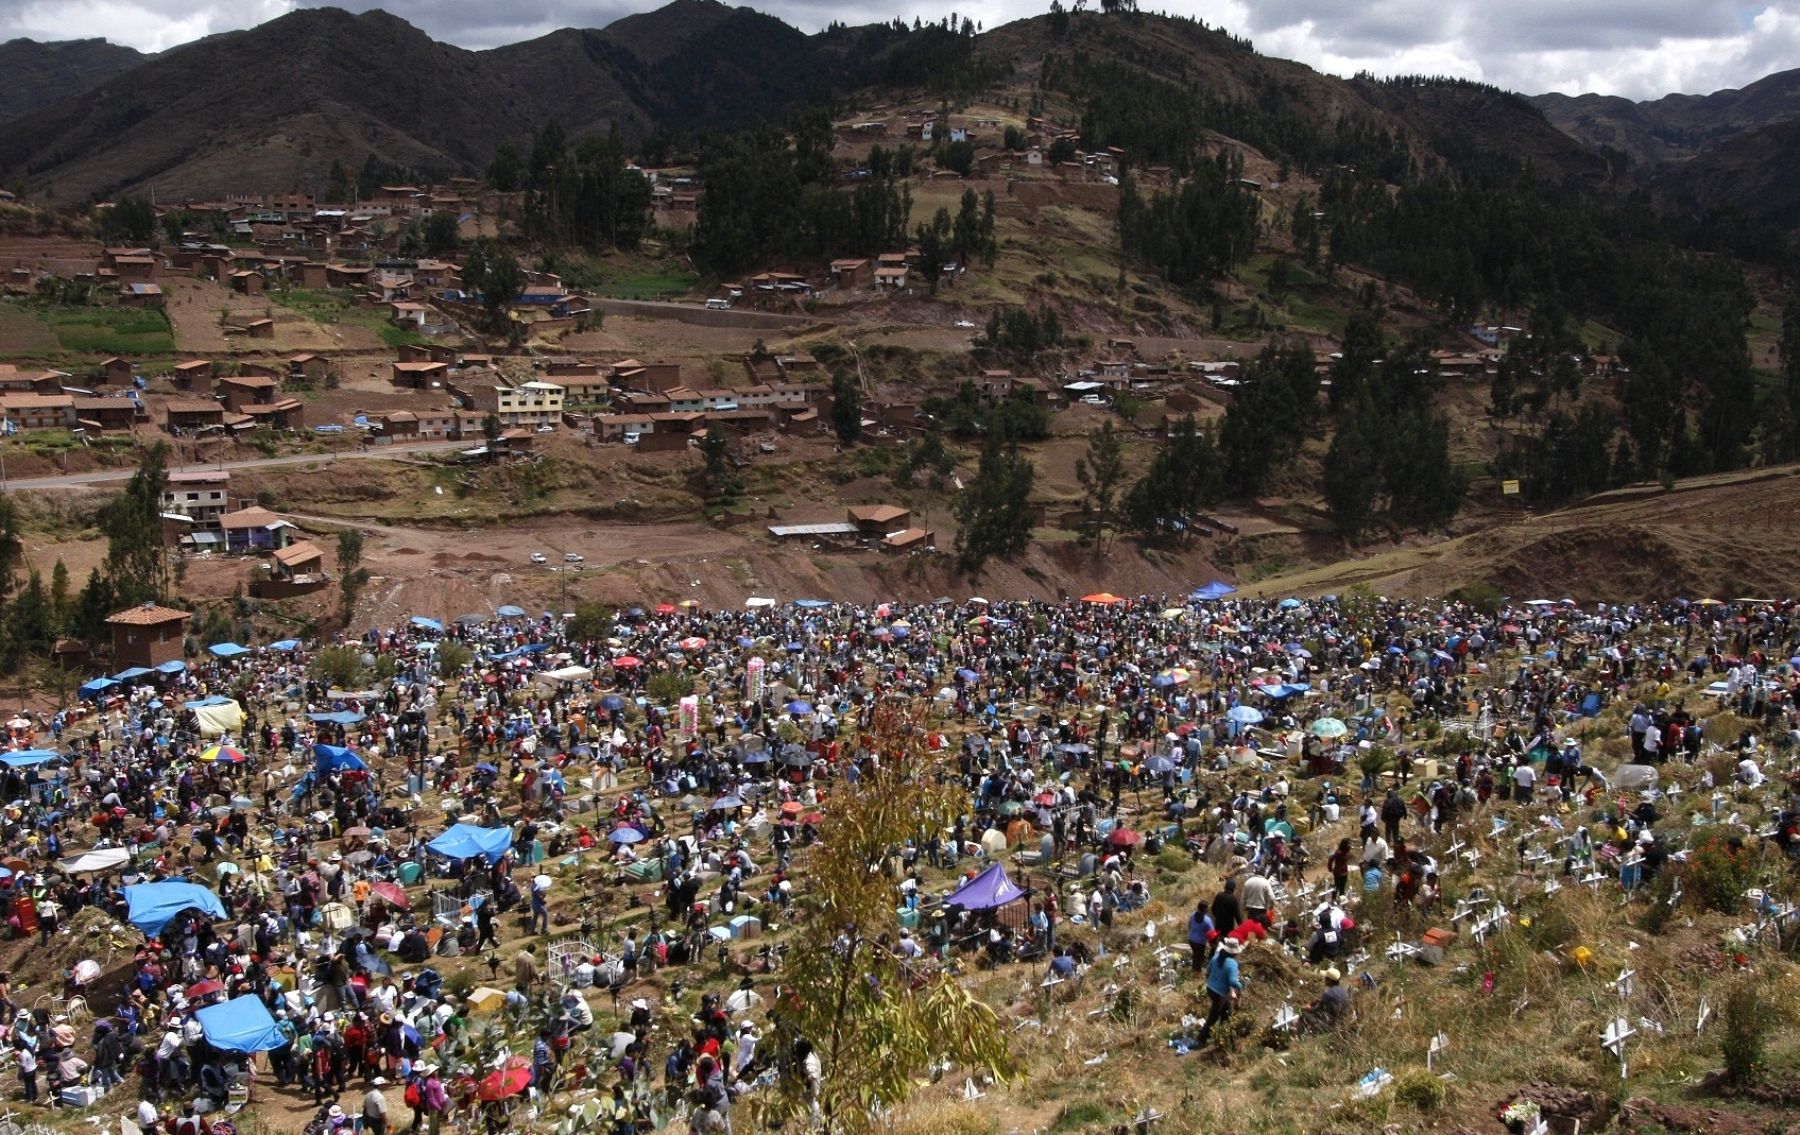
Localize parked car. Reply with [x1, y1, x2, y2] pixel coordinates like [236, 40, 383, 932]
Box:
[564, 552, 584, 564]
[529, 552, 548, 564]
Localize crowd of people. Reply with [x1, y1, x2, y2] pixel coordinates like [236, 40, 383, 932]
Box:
[0, 588, 1797, 1132]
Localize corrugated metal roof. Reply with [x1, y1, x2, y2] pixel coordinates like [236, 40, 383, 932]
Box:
[767, 522, 859, 538]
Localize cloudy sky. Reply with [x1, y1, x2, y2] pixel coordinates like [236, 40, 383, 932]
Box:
[3, 0, 1798, 99]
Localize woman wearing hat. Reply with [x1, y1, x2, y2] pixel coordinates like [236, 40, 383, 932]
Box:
[1196, 935, 1242, 1046]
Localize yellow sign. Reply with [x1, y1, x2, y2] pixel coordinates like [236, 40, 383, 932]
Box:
[1501, 479, 1521, 496]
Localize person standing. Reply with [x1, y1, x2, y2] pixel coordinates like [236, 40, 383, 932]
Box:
[1197, 936, 1242, 1045]
[1186, 900, 1214, 973]
[421, 1065, 450, 1135]
[16, 1036, 39, 1104]
[362, 1077, 390, 1135]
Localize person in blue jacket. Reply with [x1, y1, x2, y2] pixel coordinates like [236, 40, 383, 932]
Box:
[1197, 934, 1242, 1045]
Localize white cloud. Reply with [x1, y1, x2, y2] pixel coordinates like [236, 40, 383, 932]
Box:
[3, 0, 1798, 99]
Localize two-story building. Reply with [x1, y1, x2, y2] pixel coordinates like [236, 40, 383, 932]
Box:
[162, 470, 231, 527]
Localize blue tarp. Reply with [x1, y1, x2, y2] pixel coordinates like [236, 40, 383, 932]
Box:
[209, 643, 251, 658]
[155, 660, 188, 674]
[426, 823, 513, 863]
[314, 744, 368, 773]
[1192, 581, 1237, 601]
[0, 750, 61, 768]
[270, 639, 301, 652]
[410, 617, 444, 632]
[195, 996, 286, 1053]
[112, 667, 152, 681]
[308, 711, 366, 726]
[123, 881, 227, 935]
[495, 605, 526, 618]
[185, 696, 233, 709]
[79, 678, 119, 698]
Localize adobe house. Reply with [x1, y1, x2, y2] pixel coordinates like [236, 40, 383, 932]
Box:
[242, 398, 304, 430]
[829, 259, 872, 289]
[101, 358, 135, 386]
[119, 283, 165, 307]
[296, 262, 330, 289]
[271, 539, 325, 580]
[228, 270, 264, 296]
[289, 354, 332, 384]
[106, 603, 190, 670]
[217, 373, 278, 412]
[165, 399, 225, 432]
[244, 319, 276, 339]
[171, 360, 213, 392]
[392, 360, 449, 389]
[73, 397, 140, 432]
[112, 255, 158, 284]
[847, 504, 911, 534]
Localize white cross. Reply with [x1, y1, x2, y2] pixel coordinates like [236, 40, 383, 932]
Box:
[1272, 1004, 1299, 1033]
[1614, 969, 1635, 999]
[1543, 878, 1561, 895]
[1696, 997, 1711, 1032]
[1601, 1016, 1636, 1078]
[1386, 940, 1422, 962]
[1427, 1031, 1449, 1072]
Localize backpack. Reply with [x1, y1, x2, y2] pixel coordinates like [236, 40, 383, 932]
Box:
[404, 1080, 422, 1109]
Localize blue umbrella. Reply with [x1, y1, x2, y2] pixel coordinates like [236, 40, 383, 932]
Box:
[410, 616, 444, 632]
[1227, 705, 1264, 724]
[474, 762, 498, 775]
[1279, 598, 1303, 610]
[599, 695, 625, 711]
[270, 639, 301, 652]
[956, 668, 979, 682]
[794, 599, 831, 609]
[1146, 755, 1176, 774]
[742, 750, 771, 764]
[786, 700, 814, 715]
[496, 605, 526, 618]
[891, 626, 909, 639]
[736, 637, 755, 648]
[608, 827, 646, 845]
[783, 642, 804, 652]
[709, 795, 745, 810]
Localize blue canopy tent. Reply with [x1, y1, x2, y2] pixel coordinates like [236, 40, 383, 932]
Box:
[209, 642, 252, 658]
[155, 659, 188, 675]
[946, 863, 1025, 910]
[1192, 580, 1237, 601]
[195, 996, 286, 1053]
[427, 823, 514, 864]
[793, 599, 832, 609]
[308, 711, 367, 726]
[495, 605, 526, 618]
[185, 695, 233, 709]
[112, 667, 152, 682]
[123, 881, 227, 935]
[0, 750, 62, 768]
[314, 744, 368, 773]
[270, 640, 302, 652]
[79, 677, 120, 699]
[410, 616, 444, 632]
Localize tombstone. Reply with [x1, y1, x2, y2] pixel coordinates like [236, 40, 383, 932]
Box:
[1613, 764, 1658, 791]
[1427, 1031, 1449, 1072]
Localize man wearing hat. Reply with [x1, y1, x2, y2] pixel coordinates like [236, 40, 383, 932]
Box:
[1301, 967, 1349, 1033]
[363, 1076, 390, 1135]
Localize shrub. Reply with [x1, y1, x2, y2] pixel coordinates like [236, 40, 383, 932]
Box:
[1685, 834, 1754, 914]
[1393, 1068, 1447, 1111]
[1721, 978, 1765, 1086]
[645, 671, 694, 704]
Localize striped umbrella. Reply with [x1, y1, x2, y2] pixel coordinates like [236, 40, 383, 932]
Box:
[199, 744, 248, 764]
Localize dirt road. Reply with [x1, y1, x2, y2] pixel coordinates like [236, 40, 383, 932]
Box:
[4, 440, 466, 491]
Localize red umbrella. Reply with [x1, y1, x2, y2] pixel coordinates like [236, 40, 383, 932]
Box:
[612, 656, 642, 668]
[186, 979, 225, 999]
[779, 801, 804, 816]
[479, 1058, 532, 1102]
[1107, 828, 1144, 848]
[654, 604, 677, 615]
[372, 881, 410, 909]
[801, 812, 825, 825]
[1033, 791, 1056, 806]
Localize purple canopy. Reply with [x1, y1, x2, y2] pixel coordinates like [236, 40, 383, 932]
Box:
[946, 863, 1025, 910]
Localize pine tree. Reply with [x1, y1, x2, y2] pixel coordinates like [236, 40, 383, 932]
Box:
[1074, 421, 1126, 547]
[954, 438, 1036, 574]
[101, 443, 172, 607]
[830, 370, 863, 445]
